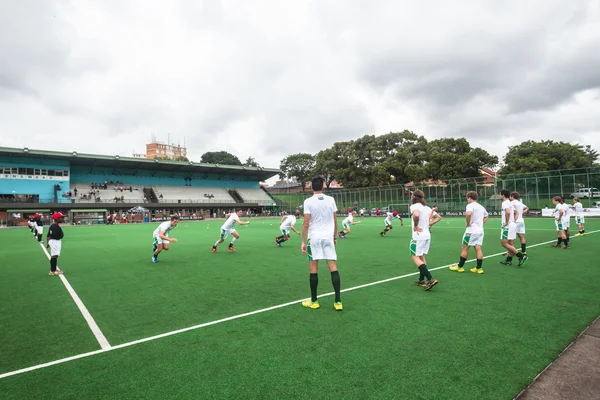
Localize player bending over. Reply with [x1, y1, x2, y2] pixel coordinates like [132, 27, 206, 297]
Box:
[152, 216, 179, 263]
[212, 209, 250, 253]
[276, 214, 300, 247]
[380, 210, 402, 236]
[410, 190, 442, 291]
[339, 209, 361, 238]
[573, 197, 586, 236]
[450, 191, 488, 274]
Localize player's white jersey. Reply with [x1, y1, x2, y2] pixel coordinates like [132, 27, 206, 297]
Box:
[501, 200, 515, 225]
[342, 214, 354, 225]
[511, 200, 527, 223]
[465, 202, 488, 234]
[553, 204, 563, 219]
[561, 203, 571, 218]
[410, 203, 433, 241]
[573, 202, 584, 216]
[385, 212, 394, 223]
[303, 193, 338, 240]
[280, 215, 296, 230]
[153, 221, 175, 237]
[221, 213, 240, 230]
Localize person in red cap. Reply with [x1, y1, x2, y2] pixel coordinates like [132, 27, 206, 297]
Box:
[46, 212, 66, 276]
[380, 210, 403, 236]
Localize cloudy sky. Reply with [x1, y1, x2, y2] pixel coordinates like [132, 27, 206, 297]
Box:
[1, 0, 599, 179]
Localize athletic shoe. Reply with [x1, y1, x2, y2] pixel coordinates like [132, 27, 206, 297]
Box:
[228, 245, 236, 253]
[152, 255, 158, 263]
[518, 254, 528, 267]
[48, 271, 55, 276]
[563, 245, 570, 249]
[302, 299, 320, 309]
[424, 279, 438, 291]
[470, 268, 484, 274]
[499, 260, 512, 265]
[55, 270, 64, 275]
[413, 280, 426, 287]
[551, 243, 561, 248]
[334, 302, 343, 311]
[449, 265, 464, 273]
[212, 246, 218, 253]
[380, 232, 384, 237]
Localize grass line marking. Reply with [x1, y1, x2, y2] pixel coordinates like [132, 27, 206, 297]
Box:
[38, 243, 111, 350]
[1, 231, 596, 380]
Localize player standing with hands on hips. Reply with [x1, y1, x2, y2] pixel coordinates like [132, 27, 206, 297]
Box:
[301, 176, 343, 311]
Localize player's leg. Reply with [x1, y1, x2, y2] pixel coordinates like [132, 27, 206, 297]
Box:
[563, 227, 570, 248]
[228, 230, 240, 251]
[302, 239, 321, 309]
[322, 240, 342, 310]
[517, 233, 527, 254]
[450, 233, 471, 272]
[470, 241, 484, 274]
[552, 221, 565, 247]
[213, 230, 227, 252]
[276, 228, 286, 244]
[48, 240, 63, 275]
[418, 241, 437, 290]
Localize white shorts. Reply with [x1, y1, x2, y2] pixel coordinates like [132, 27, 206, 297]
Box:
[153, 235, 169, 245]
[307, 238, 337, 261]
[561, 218, 570, 229]
[48, 239, 62, 256]
[462, 232, 484, 247]
[220, 228, 236, 240]
[555, 220, 563, 231]
[342, 222, 350, 230]
[515, 222, 526, 235]
[385, 220, 392, 227]
[500, 223, 516, 240]
[410, 239, 430, 257]
[575, 216, 585, 225]
[36, 226, 43, 234]
[279, 226, 289, 235]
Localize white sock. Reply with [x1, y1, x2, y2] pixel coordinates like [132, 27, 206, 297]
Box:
[230, 237, 238, 245]
[214, 241, 220, 247]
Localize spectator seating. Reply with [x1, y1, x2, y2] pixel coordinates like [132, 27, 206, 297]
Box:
[235, 188, 274, 205]
[152, 186, 235, 203]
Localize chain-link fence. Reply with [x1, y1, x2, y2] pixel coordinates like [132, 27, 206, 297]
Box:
[269, 167, 600, 214]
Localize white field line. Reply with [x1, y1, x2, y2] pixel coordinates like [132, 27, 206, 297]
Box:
[39, 243, 111, 350]
[1, 231, 596, 380]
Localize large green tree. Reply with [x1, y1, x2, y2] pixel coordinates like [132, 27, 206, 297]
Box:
[243, 156, 260, 168]
[500, 141, 598, 174]
[424, 138, 498, 180]
[279, 153, 316, 192]
[200, 151, 242, 166]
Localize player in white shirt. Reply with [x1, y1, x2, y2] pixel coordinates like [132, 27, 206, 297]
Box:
[551, 196, 568, 248]
[499, 190, 527, 266]
[410, 190, 442, 291]
[450, 191, 489, 274]
[276, 214, 300, 247]
[339, 209, 361, 238]
[572, 197, 586, 236]
[212, 209, 250, 253]
[560, 197, 571, 245]
[152, 216, 179, 263]
[510, 192, 529, 255]
[300, 176, 342, 311]
[380, 210, 403, 236]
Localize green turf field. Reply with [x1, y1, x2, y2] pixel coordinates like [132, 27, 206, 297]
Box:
[1, 217, 599, 399]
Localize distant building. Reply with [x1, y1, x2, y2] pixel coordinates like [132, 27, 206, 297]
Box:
[133, 137, 188, 160]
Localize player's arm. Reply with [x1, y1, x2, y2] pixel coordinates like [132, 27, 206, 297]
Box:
[351, 221, 361, 225]
[301, 213, 310, 253]
[290, 225, 300, 234]
[238, 220, 250, 225]
[523, 205, 529, 214]
[333, 212, 338, 243]
[557, 208, 564, 220]
[503, 208, 510, 226]
[159, 230, 177, 242]
[483, 212, 489, 224]
[46, 227, 51, 248]
[412, 210, 422, 232]
[429, 212, 442, 227]
[465, 211, 472, 227]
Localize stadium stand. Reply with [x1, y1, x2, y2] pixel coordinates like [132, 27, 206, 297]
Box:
[0, 147, 279, 225]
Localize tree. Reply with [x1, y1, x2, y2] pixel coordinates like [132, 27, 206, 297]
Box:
[279, 153, 316, 192]
[312, 148, 341, 189]
[200, 151, 242, 166]
[243, 156, 260, 168]
[499, 141, 598, 175]
[153, 155, 189, 162]
[173, 155, 189, 162]
[423, 138, 498, 180]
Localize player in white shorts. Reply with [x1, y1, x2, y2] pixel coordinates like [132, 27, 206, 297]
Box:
[380, 210, 402, 236]
[560, 197, 571, 244]
[300, 176, 342, 311]
[410, 190, 442, 291]
[339, 209, 361, 239]
[499, 190, 526, 266]
[276, 214, 300, 247]
[510, 192, 529, 256]
[551, 197, 568, 248]
[212, 209, 250, 253]
[450, 191, 489, 274]
[33, 213, 44, 243]
[573, 197, 586, 236]
[152, 216, 179, 263]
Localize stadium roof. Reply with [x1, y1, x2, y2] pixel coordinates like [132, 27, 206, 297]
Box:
[0, 147, 279, 181]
